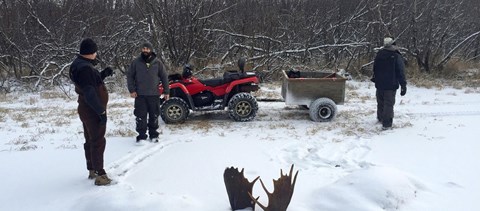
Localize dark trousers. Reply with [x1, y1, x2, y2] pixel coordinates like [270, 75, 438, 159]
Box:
[376, 89, 396, 127]
[78, 106, 106, 175]
[134, 95, 160, 140]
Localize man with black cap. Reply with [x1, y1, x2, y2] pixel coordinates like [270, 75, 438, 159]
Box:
[127, 41, 170, 144]
[371, 37, 407, 130]
[69, 38, 114, 185]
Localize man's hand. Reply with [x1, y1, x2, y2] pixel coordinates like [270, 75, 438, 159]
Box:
[99, 111, 107, 125]
[101, 67, 114, 79]
[130, 92, 138, 98]
[400, 85, 407, 96]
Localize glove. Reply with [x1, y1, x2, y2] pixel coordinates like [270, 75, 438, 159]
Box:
[99, 111, 107, 125]
[400, 85, 407, 96]
[101, 67, 114, 79]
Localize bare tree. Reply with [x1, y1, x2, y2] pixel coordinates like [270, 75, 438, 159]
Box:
[1, 0, 479, 91]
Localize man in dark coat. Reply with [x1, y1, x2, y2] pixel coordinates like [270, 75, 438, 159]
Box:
[69, 38, 114, 185]
[127, 42, 170, 144]
[372, 37, 407, 130]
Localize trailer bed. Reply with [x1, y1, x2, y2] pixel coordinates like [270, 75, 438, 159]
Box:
[281, 71, 347, 106]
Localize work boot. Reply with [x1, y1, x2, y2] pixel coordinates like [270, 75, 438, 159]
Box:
[95, 174, 112, 186]
[136, 134, 147, 145]
[382, 118, 393, 130]
[136, 139, 146, 145]
[88, 170, 96, 180]
[381, 126, 393, 130]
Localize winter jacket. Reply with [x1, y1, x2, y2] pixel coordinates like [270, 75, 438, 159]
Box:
[127, 53, 170, 96]
[372, 47, 407, 90]
[69, 55, 108, 115]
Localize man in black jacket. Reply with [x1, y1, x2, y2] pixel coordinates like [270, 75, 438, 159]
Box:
[127, 42, 170, 144]
[69, 38, 114, 185]
[372, 37, 407, 130]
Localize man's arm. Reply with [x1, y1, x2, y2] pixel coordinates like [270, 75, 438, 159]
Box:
[371, 55, 379, 83]
[126, 61, 137, 94]
[76, 66, 105, 115]
[158, 62, 170, 95]
[395, 54, 407, 87]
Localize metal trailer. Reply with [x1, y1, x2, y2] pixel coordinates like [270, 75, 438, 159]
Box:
[281, 70, 347, 122]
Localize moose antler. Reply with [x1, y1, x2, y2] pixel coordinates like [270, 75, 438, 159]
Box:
[249, 164, 299, 211]
[224, 167, 259, 210]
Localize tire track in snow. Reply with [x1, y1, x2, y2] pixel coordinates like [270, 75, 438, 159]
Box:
[405, 110, 480, 117]
[106, 139, 178, 182]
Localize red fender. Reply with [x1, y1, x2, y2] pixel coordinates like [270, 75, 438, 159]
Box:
[158, 83, 190, 95]
[225, 76, 259, 93]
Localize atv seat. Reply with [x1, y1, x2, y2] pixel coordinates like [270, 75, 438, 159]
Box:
[199, 78, 226, 87]
[223, 71, 241, 82]
[222, 71, 254, 83]
[168, 73, 183, 81]
[200, 71, 255, 87]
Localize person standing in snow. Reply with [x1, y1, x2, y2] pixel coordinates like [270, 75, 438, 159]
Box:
[127, 42, 170, 144]
[69, 38, 114, 186]
[371, 37, 407, 130]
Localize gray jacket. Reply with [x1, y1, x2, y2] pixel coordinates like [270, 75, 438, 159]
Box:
[127, 54, 170, 96]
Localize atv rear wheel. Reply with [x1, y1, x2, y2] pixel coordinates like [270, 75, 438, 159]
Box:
[309, 97, 337, 122]
[228, 93, 258, 122]
[160, 97, 189, 124]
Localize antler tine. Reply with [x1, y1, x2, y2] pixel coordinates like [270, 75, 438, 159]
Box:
[248, 191, 267, 210]
[289, 164, 294, 177]
[259, 178, 272, 195]
[292, 169, 299, 187]
[252, 175, 260, 184]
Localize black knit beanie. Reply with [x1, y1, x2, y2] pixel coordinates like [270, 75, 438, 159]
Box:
[141, 42, 154, 51]
[80, 38, 98, 55]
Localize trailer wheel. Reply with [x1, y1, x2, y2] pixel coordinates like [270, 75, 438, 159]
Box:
[160, 97, 189, 124]
[309, 98, 337, 122]
[228, 93, 258, 122]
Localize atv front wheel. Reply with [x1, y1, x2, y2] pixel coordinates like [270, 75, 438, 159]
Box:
[160, 97, 190, 124]
[309, 98, 337, 122]
[228, 93, 258, 122]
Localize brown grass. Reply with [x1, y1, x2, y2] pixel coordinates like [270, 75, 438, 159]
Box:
[0, 107, 9, 122]
[405, 59, 480, 88]
[269, 122, 295, 130]
[40, 91, 67, 99]
[36, 127, 56, 134]
[8, 135, 39, 151]
[11, 112, 26, 122]
[53, 118, 71, 127]
[108, 128, 137, 137]
[109, 101, 131, 108]
[0, 93, 6, 102]
[191, 121, 213, 132]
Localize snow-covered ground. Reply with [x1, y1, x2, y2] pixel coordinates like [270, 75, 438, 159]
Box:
[1, 81, 479, 211]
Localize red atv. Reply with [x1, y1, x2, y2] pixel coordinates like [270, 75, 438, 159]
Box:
[158, 59, 260, 124]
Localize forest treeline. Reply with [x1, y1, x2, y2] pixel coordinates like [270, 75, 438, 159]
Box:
[1, 0, 479, 90]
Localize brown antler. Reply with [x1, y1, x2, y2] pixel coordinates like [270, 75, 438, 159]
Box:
[249, 164, 299, 211]
[224, 167, 259, 210]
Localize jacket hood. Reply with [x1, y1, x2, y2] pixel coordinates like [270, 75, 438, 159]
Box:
[376, 48, 399, 60]
[77, 54, 99, 66]
[383, 45, 397, 52]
